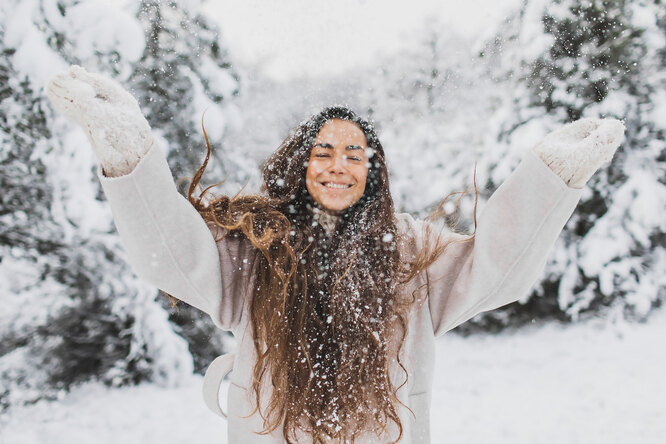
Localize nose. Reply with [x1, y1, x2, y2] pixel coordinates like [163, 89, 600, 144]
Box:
[328, 152, 347, 174]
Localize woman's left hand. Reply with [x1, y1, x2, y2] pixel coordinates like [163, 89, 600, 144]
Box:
[531, 118, 626, 188]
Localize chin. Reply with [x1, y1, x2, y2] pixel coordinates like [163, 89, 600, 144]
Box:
[318, 199, 353, 213]
[321, 204, 347, 213]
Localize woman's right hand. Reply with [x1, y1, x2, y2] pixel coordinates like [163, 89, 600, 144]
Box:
[46, 65, 154, 177]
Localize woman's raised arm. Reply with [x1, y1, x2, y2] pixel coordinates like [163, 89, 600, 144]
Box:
[46, 66, 251, 332]
[425, 118, 625, 336]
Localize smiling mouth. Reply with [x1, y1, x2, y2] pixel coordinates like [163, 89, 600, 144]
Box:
[321, 182, 353, 189]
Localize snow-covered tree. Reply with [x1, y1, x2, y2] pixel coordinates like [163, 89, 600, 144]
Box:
[0, 0, 244, 409]
[353, 19, 492, 220]
[131, 0, 244, 181]
[464, 0, 666, 329]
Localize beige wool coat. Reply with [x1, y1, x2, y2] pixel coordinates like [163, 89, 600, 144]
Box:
[98, 143, 582, 443]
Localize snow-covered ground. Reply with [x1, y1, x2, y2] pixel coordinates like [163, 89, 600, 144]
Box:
[2, 309, 665, 444]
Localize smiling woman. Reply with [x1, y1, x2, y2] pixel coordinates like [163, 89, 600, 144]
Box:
[186, 105, 429, 441]
[45, 66, 625, 443]
[306, 118, 369, 213]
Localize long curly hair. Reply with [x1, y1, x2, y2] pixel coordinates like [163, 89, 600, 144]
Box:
[188, 106, 475, 443]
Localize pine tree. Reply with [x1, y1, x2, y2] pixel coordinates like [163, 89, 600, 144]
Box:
[356, 19, 492, 219]
[131, 0, 241, 181]
[0, 28, 185, 410]
[527, 0, 647, 120]
[463, 0, 666, 331]
[0, 0, 244, 409]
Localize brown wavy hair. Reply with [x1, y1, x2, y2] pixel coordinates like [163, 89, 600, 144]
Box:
[188, 106, 476, 443]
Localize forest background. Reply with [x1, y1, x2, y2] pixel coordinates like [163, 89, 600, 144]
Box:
[1, 0, 665, 442]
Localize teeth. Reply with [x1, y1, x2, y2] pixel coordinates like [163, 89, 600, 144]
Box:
[324, 183, 349, 189]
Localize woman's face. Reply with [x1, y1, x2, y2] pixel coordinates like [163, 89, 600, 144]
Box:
[305, 119, 369, 213]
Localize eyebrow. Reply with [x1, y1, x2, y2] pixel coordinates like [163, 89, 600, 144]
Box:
[313, 143, 366, 150]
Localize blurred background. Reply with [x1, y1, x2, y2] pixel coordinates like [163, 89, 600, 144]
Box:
[1, 0, 664, 442]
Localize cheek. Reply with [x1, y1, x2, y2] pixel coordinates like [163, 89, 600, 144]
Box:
[356, 167, 369, 189]
[305, 163, 315, 183]
[306, 160, 324, 178]
[305, 162, 320, 195]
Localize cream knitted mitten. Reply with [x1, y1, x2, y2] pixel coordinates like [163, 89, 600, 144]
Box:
[531, 118, 626, 189]
[46, 65, 153, 177]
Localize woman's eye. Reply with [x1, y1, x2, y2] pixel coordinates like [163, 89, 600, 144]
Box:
[348, 157, 362, 162]
[314, 153, 330, 158]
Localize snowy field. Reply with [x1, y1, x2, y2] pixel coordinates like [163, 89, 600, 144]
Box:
[3, 308, 665, 444]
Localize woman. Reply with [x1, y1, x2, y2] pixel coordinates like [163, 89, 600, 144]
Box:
[46, 66, 624, 443]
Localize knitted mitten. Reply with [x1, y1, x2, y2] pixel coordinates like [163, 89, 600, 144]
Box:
[46, 65, 154, 177]
[531, 118, 626, 189]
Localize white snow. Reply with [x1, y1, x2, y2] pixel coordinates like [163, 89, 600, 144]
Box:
[2, 0, 664, 442]
[431, 311, 666, 443]
[3, 309, 665, 444]
[0, 377, 227, 444]
[61, 1, 146, 65]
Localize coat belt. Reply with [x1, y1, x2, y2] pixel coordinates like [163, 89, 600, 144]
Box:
[202, 353, 236, 417]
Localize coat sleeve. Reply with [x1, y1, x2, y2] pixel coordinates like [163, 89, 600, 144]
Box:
[425, 149, 582, 336]
[97, 142, 253, 332]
